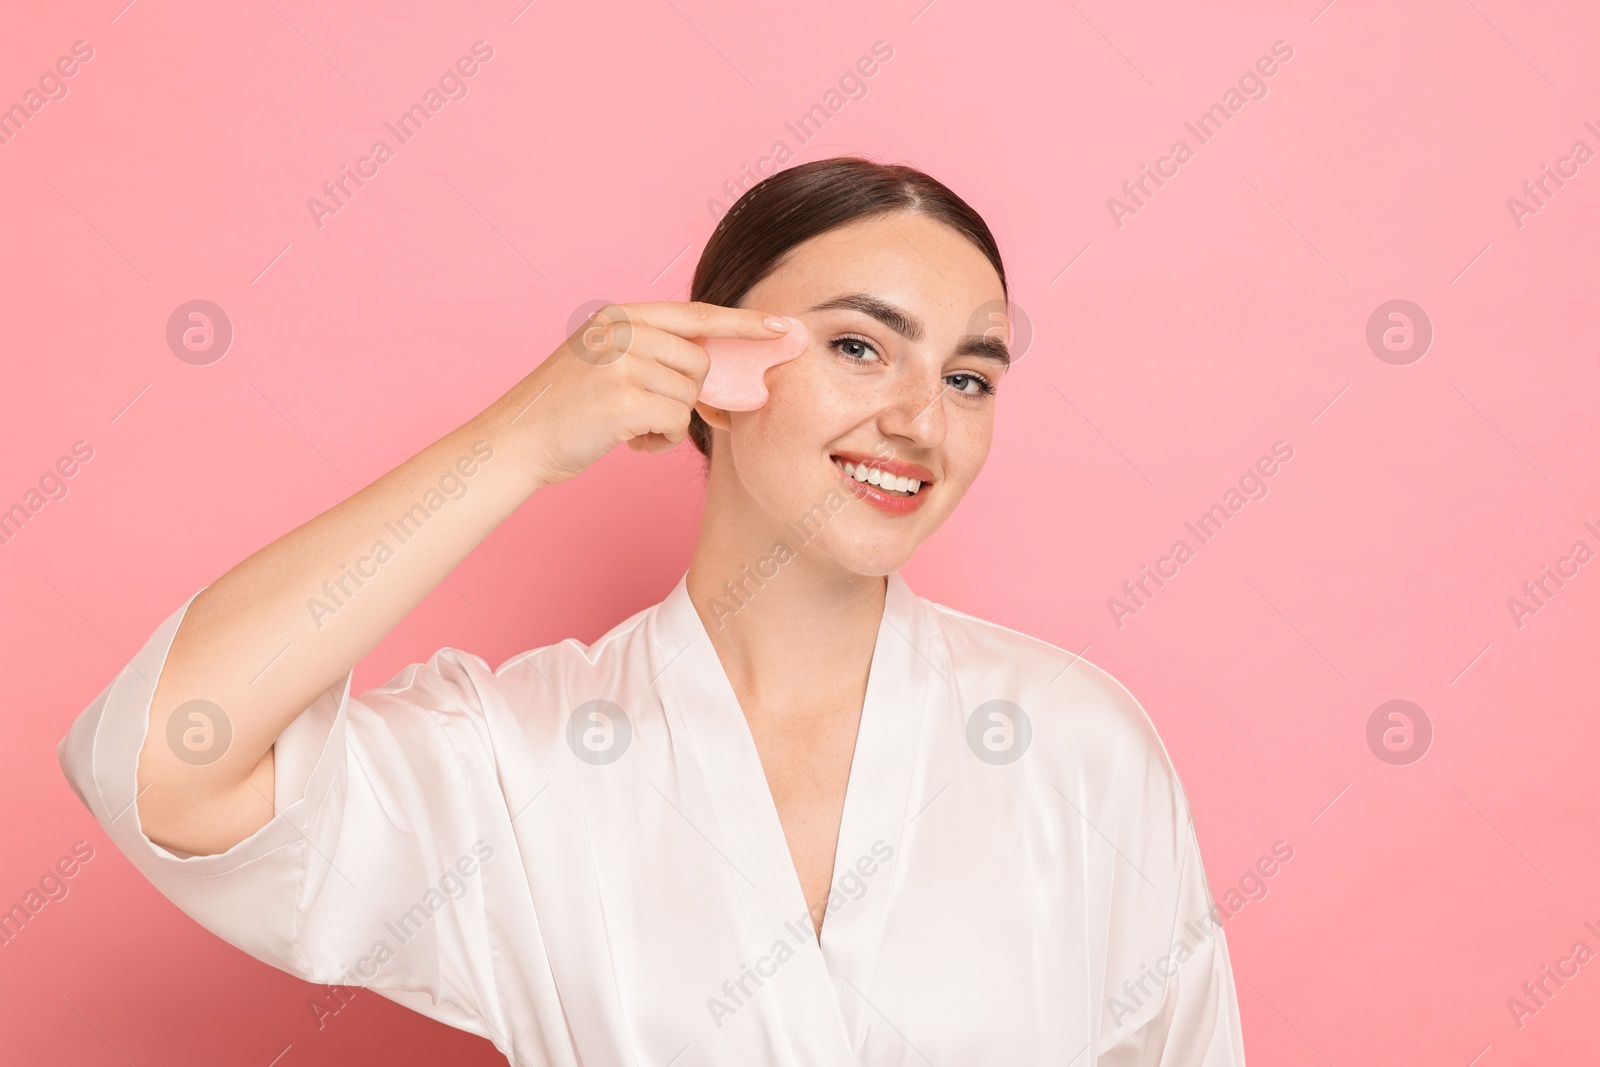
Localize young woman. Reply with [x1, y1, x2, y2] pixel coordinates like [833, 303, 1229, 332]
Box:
[59, 157, 1245, 1064]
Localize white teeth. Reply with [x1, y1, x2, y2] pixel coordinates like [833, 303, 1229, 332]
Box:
[835, 458, 923, 495]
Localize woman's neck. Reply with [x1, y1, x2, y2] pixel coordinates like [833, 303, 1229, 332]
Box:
[685, 487, 886, 716]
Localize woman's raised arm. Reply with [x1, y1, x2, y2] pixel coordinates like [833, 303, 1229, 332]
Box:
[137, 302, 792, 856]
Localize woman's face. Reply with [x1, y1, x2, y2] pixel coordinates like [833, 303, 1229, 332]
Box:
[698, 210, 1011, 577]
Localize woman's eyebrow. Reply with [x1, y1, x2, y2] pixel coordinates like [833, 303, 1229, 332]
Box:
[804, 292, 1012, 365]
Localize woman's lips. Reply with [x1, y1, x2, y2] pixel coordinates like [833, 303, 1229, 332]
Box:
[829, 451, 935, 483]
[831, 456, 930, 516]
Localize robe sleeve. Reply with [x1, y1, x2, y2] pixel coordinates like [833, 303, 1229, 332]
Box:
[1096, 784, 1247, 1066]
[56, 587, 507, 1040]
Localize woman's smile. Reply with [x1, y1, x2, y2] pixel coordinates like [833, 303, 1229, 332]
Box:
[829, 451, 934, 515]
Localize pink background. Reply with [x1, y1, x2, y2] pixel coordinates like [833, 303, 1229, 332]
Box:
[3, 0, 1598, 1063]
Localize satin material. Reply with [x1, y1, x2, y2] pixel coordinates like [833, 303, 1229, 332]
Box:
[59, 569, 1246, 1064]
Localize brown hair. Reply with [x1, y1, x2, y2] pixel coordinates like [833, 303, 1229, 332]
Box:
[687, 156, 1007, 459]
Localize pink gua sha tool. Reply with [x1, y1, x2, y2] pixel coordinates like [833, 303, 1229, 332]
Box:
[695, 317, 809, 411]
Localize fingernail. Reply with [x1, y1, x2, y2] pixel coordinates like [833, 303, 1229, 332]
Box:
[764, 316, 790, 332]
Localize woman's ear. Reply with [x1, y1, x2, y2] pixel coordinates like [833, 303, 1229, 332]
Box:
[693, 401, 733, 432]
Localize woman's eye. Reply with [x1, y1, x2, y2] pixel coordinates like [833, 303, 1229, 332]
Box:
[831, 336, 880, 362]
[945, 372, 996, 396]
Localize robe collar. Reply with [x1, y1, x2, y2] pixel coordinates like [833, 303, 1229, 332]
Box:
[650, 565, 939, 1057]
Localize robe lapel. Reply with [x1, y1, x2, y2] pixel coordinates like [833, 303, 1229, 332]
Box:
[816, 569, 936, 1048]
[651, 569, 933, 1060]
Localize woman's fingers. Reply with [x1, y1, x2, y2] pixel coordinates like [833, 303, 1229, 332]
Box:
[630, 356, 704, 411]
[599, 300, 791, 342]
[515, 300, 783, 486]
[588, 301, 790, 382]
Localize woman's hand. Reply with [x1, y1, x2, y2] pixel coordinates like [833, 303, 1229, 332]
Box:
[128, 299, 789, 857]
[505, 301, 793, 488]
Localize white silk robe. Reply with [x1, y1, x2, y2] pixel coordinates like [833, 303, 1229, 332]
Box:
[58, 569, 1246, 1065]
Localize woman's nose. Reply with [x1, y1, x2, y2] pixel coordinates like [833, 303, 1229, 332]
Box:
[877, 372, 947, 448]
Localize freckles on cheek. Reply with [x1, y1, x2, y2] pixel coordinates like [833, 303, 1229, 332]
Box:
[810, 368, 883, 432]
[949, 420, 994, 483]
[768, 368, 849, 438]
